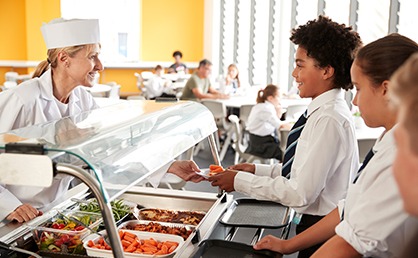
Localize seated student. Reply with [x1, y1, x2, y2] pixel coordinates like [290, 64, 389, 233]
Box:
[180, 59, 229, 100]
[145, 65, 175, 99]
[167, 50, 188, 74]
[253, 34, 418, 258]
[209, 16, 361, 257]
[220, 64, 241, 95]
[390, 53, 418, 257]
[245, 84, 283, 161]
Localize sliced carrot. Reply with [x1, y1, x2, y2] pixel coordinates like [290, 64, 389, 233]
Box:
[121, 239, 131, 247]
[118, 230, 125, 239]
[168, 245, 177, 253]
[124, 231, 137, 239]
[123, 235, 136, 243]
[125, 245, 136, 253]
[87, 240, 94, 247]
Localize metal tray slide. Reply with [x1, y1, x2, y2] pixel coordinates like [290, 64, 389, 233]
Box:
[219, 198, 289, 228]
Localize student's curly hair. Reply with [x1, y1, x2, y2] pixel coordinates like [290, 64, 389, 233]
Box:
[290, 15, 362, 90]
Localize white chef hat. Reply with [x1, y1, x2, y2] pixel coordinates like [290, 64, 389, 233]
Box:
[41, 18, 100, 49]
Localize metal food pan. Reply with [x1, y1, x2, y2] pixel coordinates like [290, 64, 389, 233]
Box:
[118, 220, 196, 240]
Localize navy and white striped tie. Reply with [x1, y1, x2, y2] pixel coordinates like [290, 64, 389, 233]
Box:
[282, 110, 308, 177]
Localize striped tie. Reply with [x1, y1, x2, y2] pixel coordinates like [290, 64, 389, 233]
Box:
[282, 110, 308, 177]
[352, 148, 375, 183]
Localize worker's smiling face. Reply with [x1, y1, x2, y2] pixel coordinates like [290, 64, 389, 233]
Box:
[65, 44, 103, 87]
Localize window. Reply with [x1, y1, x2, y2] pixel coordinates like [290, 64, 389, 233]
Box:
[209, 0, 417, 92]
[61, 0, 140, 62]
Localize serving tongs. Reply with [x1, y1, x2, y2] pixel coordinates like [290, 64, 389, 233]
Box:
[0, 240, 42, 258]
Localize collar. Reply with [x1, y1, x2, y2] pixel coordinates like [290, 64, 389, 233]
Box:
[39, 69, 80, 105]
[372, 125, 396, 154]
[39, 69, 54, 101]
[307, 88, 344, 117]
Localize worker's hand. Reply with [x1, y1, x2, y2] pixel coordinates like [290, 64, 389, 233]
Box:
[253, 235, 289, 254]
[6, 204, 42, 223]
[167, 160, 205, 183]
[228, 163, 256, 174]
[208, 170, 237, 192]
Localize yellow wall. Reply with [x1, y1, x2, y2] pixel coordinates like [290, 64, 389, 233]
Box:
[0, 0, 204, 93]
[0, 0, 28, 60]
[25, 0, 61, 61]
[141, 0, 204, 62]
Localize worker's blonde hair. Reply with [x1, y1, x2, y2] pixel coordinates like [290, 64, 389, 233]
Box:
[32, 44, 97, 78]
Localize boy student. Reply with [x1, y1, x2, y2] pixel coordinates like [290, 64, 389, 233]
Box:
[254, 34, 418, 258]
[209, 16, 362, 257]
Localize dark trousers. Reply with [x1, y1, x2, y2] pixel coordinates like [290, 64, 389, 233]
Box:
[296, 214, 325, 258]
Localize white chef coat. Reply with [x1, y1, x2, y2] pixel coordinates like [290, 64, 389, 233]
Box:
[0, 69, 175, 221]
[0, 69, 99, 221]
[234, 89, 359, 216]
[246, 101, 281, 136]
[335, 127, 418, 258]
[0, 69, 98, 134]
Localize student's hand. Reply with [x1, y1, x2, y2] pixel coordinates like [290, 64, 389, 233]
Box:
[228, 163, 255, 173]
[253, 235, 289, 254]
[208, 170, 237, 192]
[167, 160, 205, 183]
[6, 204, 42, 223]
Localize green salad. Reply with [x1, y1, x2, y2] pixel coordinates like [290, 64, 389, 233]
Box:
[79, 199, 131, 221]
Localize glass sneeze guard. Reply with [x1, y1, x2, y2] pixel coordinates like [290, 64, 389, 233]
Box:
[0, 100, 217, 201]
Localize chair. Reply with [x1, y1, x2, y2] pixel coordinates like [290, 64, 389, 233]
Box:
[200, 100, 232, 161]
[5, 71, 19, 82]
[134, 72, 148, 98]
[239, 104, 254, 144]
[228, 115, 273, 164]
[104, 82, 121, 99]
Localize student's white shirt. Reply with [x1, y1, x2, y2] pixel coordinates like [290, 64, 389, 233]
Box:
[234, 89, 359, 216]
[335, 127, 418, 258]
[146, 75, 169, 99]
[246, 101, 281, 136]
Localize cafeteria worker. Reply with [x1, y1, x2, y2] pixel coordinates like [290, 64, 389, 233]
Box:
[0, 18, 202, 223]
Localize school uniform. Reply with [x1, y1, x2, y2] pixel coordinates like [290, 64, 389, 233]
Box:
[245, 101, 283, 160]
[234, 89, 359, 257]
[336, 127, 418, 258]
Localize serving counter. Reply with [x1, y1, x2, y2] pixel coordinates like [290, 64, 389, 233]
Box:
[0, 100, 288, 257]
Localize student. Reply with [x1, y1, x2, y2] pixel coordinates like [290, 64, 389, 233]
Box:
[221, 64, 240, 95]
[0, 18, 204, 223]
[180, 59, 229, 100]
[245, 84, 283, 161]
[145, 65, 175, 99]
[253, 34, 418, 258]
[390, 53, 418, 257]
[167, 50, 188, 74]
[209, 15, 361, 257]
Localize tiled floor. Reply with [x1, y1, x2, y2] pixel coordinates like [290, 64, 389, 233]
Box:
[183, 140, 298, 258]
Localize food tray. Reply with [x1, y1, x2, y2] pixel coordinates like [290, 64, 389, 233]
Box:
[192, 239, 280, 258]
[76, 198, 134, 226]
[119, 220, 195, 240]
[138, 208, 206, 225]
[29, 210, 102, 254]
[219, 198, 289, 228]
[84, 230, 184, 258]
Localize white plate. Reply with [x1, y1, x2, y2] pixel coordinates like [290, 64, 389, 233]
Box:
[84, 230, 184, 257]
